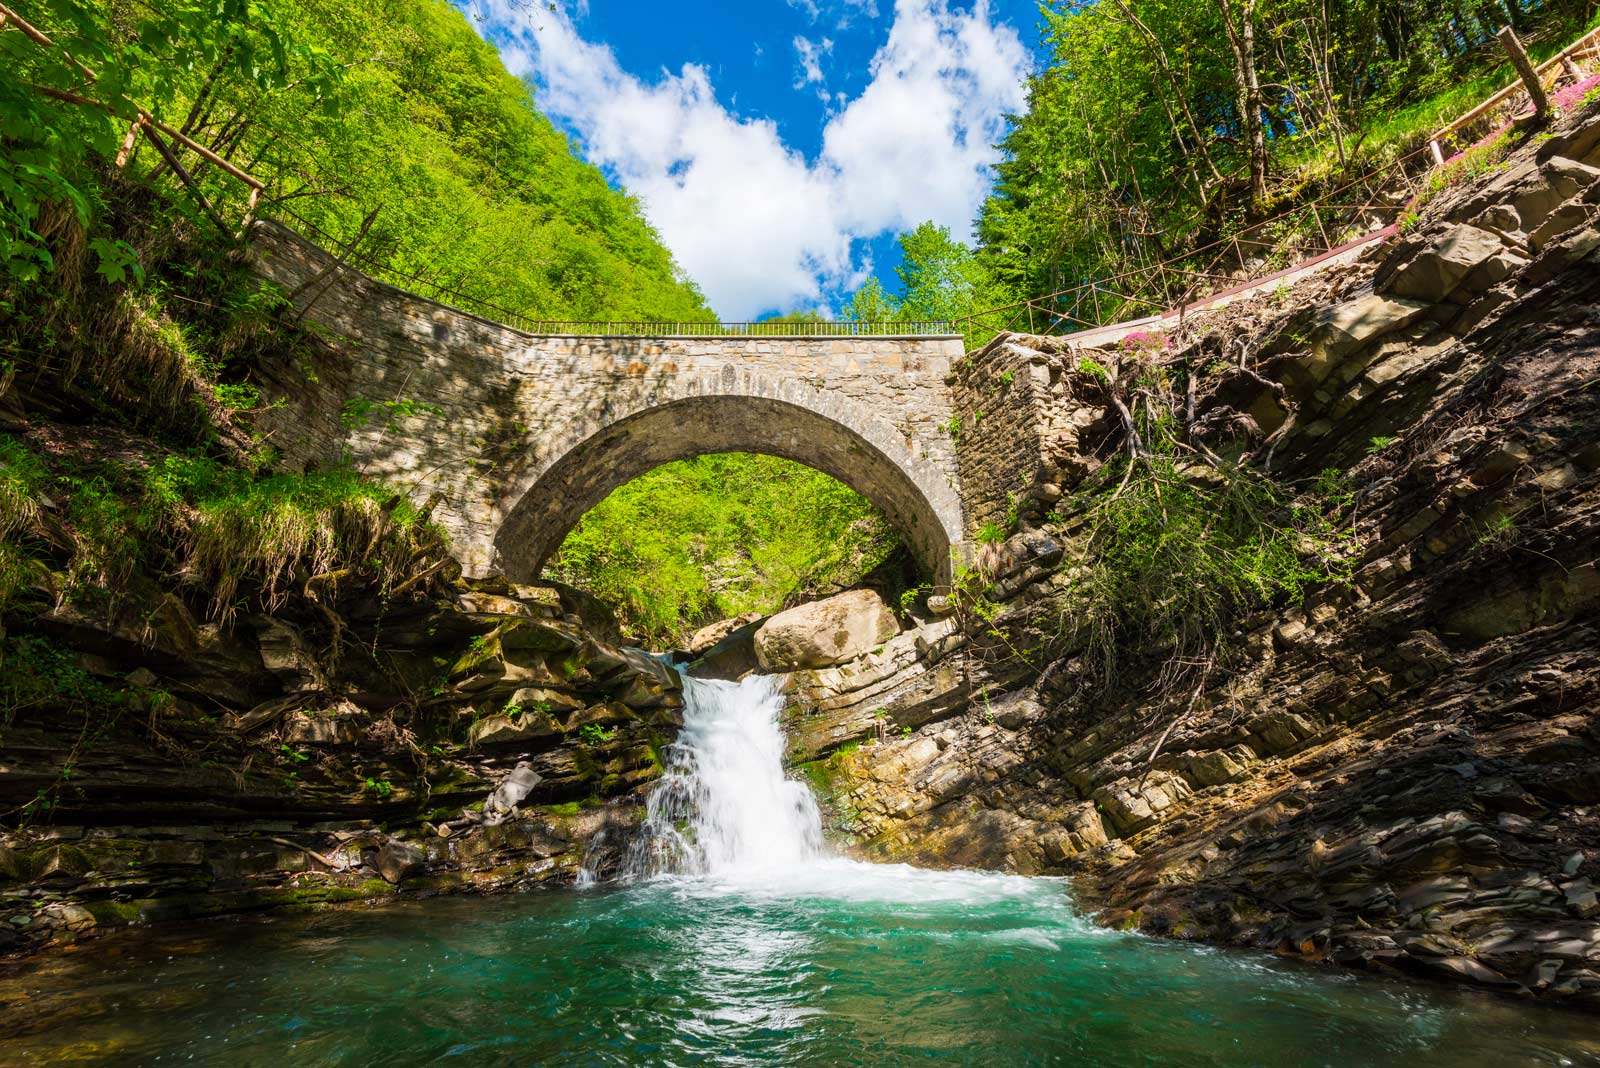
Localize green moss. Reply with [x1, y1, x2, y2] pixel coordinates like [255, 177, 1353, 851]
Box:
[84, 899, 148, 925]
[542, 801, 582, 817]
[450, 629, 505, 677]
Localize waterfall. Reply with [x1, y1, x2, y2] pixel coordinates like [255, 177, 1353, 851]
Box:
[624, 672, 824, 877]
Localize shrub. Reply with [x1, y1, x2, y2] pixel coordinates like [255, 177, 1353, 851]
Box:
[1060, 390, 1356, 690]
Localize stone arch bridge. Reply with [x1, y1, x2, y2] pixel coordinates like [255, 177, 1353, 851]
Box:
[248, 223, 982, 583]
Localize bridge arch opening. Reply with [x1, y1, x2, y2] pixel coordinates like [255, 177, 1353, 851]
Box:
[490, 394, 962, 590]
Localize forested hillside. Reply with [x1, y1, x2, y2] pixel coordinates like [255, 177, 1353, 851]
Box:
[840, 0, 1599, 339]
[2, 0, 711, 319]
[982, 0, 1597, 306]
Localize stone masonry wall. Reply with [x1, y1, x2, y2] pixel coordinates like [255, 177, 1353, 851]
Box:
[951, 338, 1054, 537]
[245, 222, 970, 580]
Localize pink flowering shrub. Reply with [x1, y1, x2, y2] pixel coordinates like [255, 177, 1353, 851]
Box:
[1118, 330, 1170, 357]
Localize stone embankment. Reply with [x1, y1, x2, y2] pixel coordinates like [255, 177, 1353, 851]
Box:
[0, 575, 679, 955]
[775, 99, 1600, 1007]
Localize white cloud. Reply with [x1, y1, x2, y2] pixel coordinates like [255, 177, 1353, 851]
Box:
[466, 0, 1029, 319]
[793, 35, 832, 88]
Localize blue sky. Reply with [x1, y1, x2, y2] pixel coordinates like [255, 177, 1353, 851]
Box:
[459, 0, 1047, 319]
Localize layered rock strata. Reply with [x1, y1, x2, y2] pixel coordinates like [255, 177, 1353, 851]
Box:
[784, 101, 1600, 1007]
[0, 574, 679, 955]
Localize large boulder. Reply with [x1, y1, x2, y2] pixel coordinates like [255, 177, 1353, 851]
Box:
[753, 589, 899, 672]
[688, 612, 761, 655]
[376, 838, 426, 884]
[690, 617, 764, 681]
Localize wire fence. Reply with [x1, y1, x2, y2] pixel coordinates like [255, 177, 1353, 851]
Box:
[951, 144, 1434, 340]
[270, 208, 956, 337]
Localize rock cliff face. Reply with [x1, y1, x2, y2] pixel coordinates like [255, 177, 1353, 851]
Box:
[0, 572, 680, 955]
[781, 101, 1600, 1007]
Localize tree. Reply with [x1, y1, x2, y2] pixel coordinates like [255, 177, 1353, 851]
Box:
[844, 277, 900, 324]
[894, 222, 1004, 323]
[1215, 0, 1269, 211]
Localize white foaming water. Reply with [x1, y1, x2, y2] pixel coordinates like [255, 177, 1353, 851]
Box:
[620, 667, 1086, 916]
[624, 672, 825, 878]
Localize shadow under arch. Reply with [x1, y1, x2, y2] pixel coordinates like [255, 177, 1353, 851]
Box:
[491, 394, 963, 585]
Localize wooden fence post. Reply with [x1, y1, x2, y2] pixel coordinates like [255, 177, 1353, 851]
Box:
[1428, 138, 1445, 167]
[1498, 26, 1551, 120]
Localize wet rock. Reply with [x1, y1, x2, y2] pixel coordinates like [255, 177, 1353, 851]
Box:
[754, 589, 899, 671]
[1416, 956, 1522, 989]
[376, 839, 427, 884]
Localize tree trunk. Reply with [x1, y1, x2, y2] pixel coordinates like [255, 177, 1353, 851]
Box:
[1216, 0, 1269, 211]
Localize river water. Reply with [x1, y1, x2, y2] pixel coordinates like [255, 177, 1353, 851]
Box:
[1, 673, 1594, 1066]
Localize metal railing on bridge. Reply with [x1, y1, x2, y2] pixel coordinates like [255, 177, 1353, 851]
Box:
[515, 320, 957, 338]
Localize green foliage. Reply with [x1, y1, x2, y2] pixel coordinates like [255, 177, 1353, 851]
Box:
[0, 633, 125, 723]
[1067, 415, 1356, 685]
[163, 462, 448, 619]
[340, 397, 445, 431]
[843, 277, 900, 325]
[0, 435, 449, 622]
[1410, 131, 1515, 218]
[1367, 436, 1396, 454]
[974, 0, 1588, 317]
[363, 776, 393, 798]
[549, 453, 898, 647]
[0, 0, 315, 284]
[218, 0, 709, 322]
[976, 521, 1007, 545]
[1473, 512, 1519, 554]
[578, 723, 616, 746]
[843, 222, 1013, 346]
[762, 309, 830, 327]
[4, 0, 708, 326]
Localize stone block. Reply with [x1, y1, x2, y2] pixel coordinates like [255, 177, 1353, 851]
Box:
[1308, 294, 1430, 374]
[1529, 200, 1596, 251]
[1091, 772, 1192, 836]
[377, 839, 427, 884]
[1386, 225, 1509, 303]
